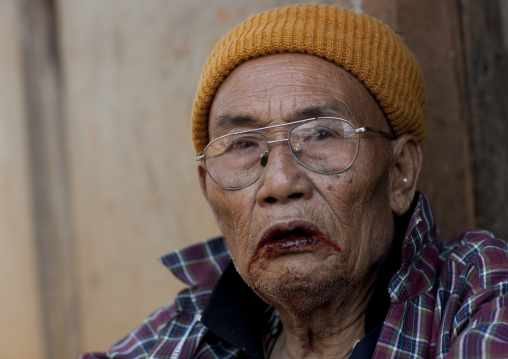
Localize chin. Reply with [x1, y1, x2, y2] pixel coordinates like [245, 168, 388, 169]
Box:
[248, 258, 349, 312]
[255, 273, 347, 318]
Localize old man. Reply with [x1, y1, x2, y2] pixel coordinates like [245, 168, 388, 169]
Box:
[82, 4, 508, 359]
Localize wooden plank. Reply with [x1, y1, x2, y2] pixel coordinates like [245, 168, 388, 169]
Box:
[458, 0, 508, 239]
[0, 1, 45, 358]
[58, 0, 224, 350]
[365, 0, 478, 237]
[19, 0, 80, 358]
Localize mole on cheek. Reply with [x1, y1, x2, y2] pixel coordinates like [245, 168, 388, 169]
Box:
[327, 185, 333, 191]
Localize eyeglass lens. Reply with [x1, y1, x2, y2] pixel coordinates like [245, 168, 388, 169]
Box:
[204, 118, 359, 189]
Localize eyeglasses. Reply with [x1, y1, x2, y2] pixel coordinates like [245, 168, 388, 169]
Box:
[196, 117, 393, 190]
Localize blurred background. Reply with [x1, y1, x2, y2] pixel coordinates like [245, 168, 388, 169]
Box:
[1, 0, 507, 358]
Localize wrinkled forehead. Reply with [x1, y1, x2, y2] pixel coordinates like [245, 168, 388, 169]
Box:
[208, 53, 390, 138]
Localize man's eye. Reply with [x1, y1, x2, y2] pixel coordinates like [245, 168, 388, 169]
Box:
[304, 128, 339, 141]
[229, 137, 260, 151]
[314, 129, 333, 140]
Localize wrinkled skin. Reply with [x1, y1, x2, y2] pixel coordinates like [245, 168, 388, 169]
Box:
[198, 53, 422, 359]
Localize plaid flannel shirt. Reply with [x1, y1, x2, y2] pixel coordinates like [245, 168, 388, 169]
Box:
[81, 194, 508, 358]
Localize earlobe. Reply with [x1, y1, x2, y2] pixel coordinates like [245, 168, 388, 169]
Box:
[389, 134, 422, 215]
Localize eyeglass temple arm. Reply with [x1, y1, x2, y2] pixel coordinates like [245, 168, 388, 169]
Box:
[356, 127, 394, 140]
[195, 153, 204, 162]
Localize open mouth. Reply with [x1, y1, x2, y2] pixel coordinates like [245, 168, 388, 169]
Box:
[257, 222, 341, 255]
[263, 230, 324, 252]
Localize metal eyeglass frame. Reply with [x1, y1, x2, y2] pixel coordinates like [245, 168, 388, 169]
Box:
[195, 117, 394, 190]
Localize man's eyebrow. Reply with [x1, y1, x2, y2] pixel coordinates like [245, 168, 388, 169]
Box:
[294, 103, 345, 119]
[213, 102, 346, 130]
[213, 114, 258, 131]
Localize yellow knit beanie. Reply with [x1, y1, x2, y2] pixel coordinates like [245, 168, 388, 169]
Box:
[191, 4, 426, 153]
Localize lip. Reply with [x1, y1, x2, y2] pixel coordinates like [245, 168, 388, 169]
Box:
[256, 220, 340, 255]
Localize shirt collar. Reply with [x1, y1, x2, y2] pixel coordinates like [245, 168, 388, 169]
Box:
[159, 236, 231, 312]
[201, 262, 272, 359]
[159, 236, 230, 287]
[388, 193, 442, 302]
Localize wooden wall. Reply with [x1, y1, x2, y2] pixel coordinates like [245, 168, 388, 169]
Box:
[0, 1, 45, 358]
[0, 1, 506, 358]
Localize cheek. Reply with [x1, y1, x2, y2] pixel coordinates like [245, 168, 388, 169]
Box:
[348, 171, 393, 269]
[322, 161, 393, 267]
[206, 183, 257, 259]
[319, 173, 358, 219]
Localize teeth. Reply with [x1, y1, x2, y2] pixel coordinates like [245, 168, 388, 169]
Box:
[272, 231, 309, 243]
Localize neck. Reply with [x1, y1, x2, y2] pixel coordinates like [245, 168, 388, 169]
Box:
[268, 277, 373, 359]
[271, 316, 364, 359]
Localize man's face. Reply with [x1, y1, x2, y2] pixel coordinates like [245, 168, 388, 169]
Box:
[199, 53, 397, 314]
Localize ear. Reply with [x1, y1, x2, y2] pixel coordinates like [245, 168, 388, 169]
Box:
[389, 134, 422, 215]
[198, 163, 221, 223]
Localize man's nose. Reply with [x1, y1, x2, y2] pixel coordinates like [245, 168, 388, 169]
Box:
[255, 143, 313, 205]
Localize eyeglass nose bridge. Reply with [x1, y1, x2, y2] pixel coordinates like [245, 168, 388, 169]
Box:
[260, 137, 294, 167]
[267, 138, 290, 145]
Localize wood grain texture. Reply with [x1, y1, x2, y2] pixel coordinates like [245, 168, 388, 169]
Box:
[19, 0, 80, 358]
[458, 0, 508, 239]
[0, 1, 45, 358]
